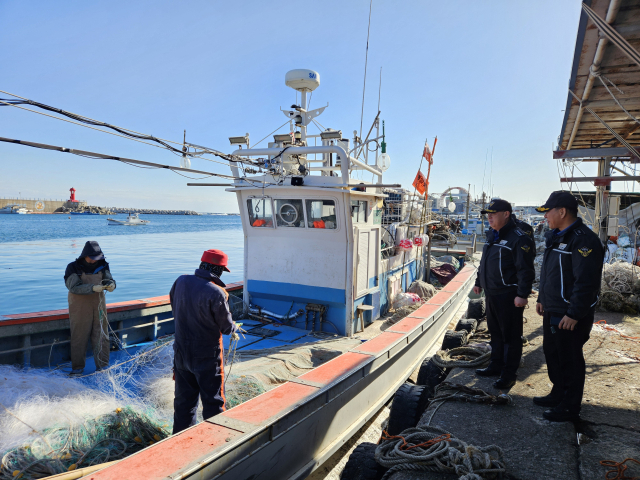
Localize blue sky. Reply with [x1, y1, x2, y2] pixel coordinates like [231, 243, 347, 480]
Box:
[0, 0, 585, 212]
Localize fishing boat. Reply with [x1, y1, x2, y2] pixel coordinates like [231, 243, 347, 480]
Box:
[0, 204, 28, 214]
[0, 69, 476, 479]
[107, 212, 150, 225]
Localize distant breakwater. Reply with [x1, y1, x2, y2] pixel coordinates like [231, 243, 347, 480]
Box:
[54, 205, 199, 215]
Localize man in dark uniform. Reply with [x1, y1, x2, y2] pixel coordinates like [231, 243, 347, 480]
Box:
[64, 241, 116, 376]
[535, 191, 604, 422]
[473, 200, 535, 389]
[170, 249, 239, 434]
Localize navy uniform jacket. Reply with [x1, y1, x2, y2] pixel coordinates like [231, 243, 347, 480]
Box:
[476, 218, 536, 298]
[538, 218, 604, 320]
[170, 269, 235, 358]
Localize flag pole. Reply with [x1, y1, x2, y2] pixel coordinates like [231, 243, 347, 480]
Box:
[420, 137, 437, 282]
[399, 139, 430, 292]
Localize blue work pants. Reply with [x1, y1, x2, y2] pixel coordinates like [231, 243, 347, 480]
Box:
[172, 343, 225, 434]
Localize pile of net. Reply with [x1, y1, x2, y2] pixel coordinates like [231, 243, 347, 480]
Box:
[599, 261, 640, 313]
[0, 357, 172, 480]
[1, 407, 167, 479]
[407, 280, 436, 301]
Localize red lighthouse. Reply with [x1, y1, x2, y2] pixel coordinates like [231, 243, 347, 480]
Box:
[69, 188, 78, 203]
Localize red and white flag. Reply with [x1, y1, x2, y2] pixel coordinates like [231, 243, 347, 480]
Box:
[422, 137, 438, 165]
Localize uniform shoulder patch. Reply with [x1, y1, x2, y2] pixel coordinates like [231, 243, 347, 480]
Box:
[514, 229, 525, 236]
[574, 229, 584, 236]
[521, 245, 530, 253]
[578, 246, 592, 257]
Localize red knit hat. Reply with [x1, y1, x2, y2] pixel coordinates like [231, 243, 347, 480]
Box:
[201, 249, 230, 272]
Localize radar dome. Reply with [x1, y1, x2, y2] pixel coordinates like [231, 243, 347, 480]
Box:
[285, 69, 320, 92]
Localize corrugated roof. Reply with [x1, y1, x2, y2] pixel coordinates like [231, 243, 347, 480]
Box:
[557, 0, 640, 156]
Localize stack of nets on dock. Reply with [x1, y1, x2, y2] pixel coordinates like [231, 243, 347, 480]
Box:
[599, 261, 640, 314]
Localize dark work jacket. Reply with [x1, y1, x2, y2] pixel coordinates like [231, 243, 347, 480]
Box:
[538, 218, 604, 320]
[170, 269, 235, 358]
[476, 218, 536, 298]
[514, 217, 535, 247]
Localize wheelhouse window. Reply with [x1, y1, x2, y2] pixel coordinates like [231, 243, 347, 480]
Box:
[351, 200, 368, 223]
[247, 197, 274, 227]
[275, 199, 305, 227]
[306, 200, 337, 229]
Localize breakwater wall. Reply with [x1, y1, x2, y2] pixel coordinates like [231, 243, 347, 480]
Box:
[0, 197, 66, 213]
[109, 207, 199, 215]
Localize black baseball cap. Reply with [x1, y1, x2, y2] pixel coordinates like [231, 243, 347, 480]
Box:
[481, 199, 512, 215]
[536, 191, 578, 212]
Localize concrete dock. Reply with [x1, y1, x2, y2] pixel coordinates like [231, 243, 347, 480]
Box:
[388, 292, 640, 480]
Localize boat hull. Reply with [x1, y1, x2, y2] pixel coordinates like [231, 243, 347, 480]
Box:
[87, 265, 477, 480]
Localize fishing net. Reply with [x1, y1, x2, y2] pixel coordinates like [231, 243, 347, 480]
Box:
[0, 338, 178, 480]
[1, 407, 168, 479]
[0, 327, 362, 479]
[599, 261, 640, 313]
[407, 280, 436, 300]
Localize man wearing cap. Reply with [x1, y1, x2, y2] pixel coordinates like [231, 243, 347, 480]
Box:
[170, 249, 239, 434]
[473, 199, 535, 389]
[64, 241, 116, 377]
[534, 191, 604, 422]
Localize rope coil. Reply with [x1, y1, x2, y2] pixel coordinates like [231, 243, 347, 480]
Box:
[375, 425, 506, 480]
[431, 347, 491, 369]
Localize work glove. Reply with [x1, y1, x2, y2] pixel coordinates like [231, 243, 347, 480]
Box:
[92, 285, 105, 293]
[230, 323, 247, 341]
[103, 281, 116, 292]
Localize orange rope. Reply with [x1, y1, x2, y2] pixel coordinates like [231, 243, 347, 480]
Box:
[600, 458, 640, 480]
[595, 320, 639, 340]
[381, 430, 451, 451]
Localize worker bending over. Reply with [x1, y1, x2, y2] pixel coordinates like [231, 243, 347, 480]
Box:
[64, 241, 116, 377]
[473, 200, 535, 390]
[170, 249, 239, 434]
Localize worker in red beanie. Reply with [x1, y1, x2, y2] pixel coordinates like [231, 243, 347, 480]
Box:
[169, 249, 239, 434]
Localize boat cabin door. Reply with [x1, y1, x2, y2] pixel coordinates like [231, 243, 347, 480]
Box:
[354, 225, 380, 326]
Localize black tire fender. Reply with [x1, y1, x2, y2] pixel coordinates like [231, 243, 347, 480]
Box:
[442, 330, 468, 350]
[467, 298, 486, 319]
[341, 442, 384, 480]
[455, 318, 478, 334]
[387, 383, 430, 436]
[416, 357, 449, 398]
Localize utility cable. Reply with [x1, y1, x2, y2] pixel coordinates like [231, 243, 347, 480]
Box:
[0, 89, 234, 161]
[0, 136, 237, 179]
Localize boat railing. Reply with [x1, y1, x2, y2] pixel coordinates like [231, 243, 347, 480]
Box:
[230, 145, 382, 185]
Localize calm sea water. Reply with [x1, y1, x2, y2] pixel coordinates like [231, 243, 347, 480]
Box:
[0, 215, 244, 315]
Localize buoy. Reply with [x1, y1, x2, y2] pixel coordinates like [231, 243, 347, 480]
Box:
[153, 434, 161, 441]
[134, 436, 142, 443]
[115, 407, 122, 413]
[68, 464, 77, 471]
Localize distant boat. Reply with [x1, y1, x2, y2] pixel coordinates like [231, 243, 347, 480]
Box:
[0, 204, 28, 214]
[107, 213, 150, 226]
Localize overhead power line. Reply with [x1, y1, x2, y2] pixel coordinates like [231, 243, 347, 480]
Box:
[0, 136, 237, 179]
[0, 89, 236, 162]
